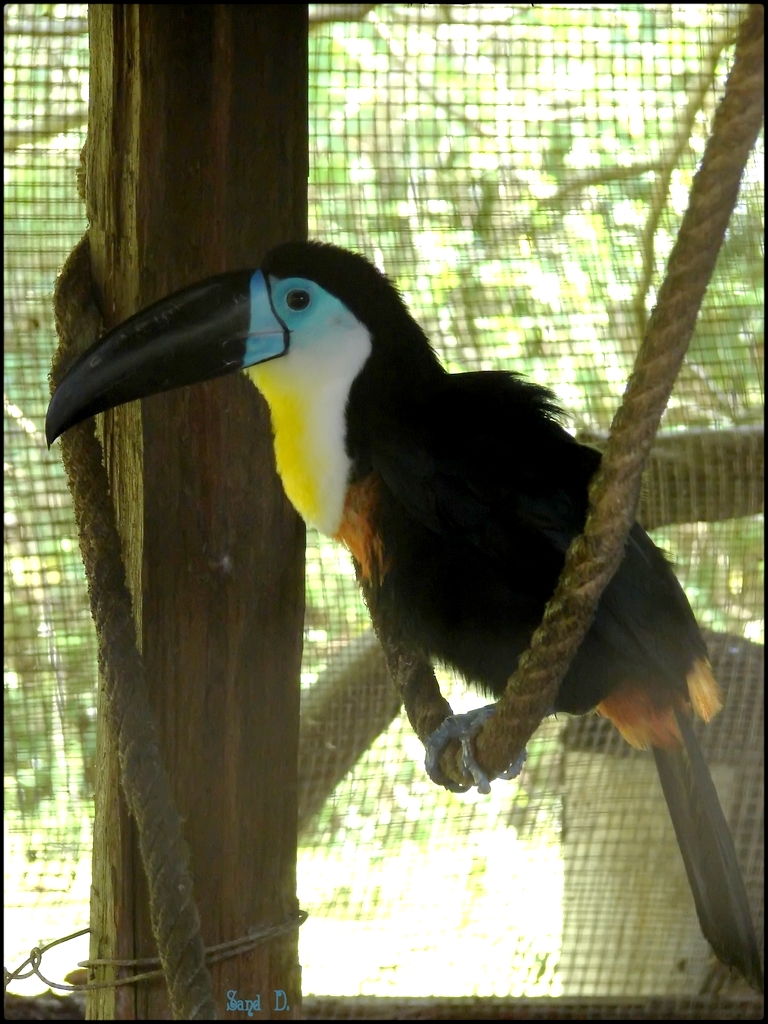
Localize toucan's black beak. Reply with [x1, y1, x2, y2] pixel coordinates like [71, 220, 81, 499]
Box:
[45, 269, 290, 446]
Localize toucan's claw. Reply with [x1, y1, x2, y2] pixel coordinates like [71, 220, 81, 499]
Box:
[494, 750, 528, 781]
[424, 704, 527, 795]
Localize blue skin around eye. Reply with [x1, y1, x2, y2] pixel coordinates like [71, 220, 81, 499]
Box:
[246, 274, 359, 361]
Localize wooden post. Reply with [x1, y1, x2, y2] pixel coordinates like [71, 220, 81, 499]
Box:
[86, 6, 308, 1018]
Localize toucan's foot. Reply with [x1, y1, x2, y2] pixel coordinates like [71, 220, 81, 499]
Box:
[425, 704, 527, 795]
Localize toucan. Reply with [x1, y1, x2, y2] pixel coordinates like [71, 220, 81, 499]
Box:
[46, 240, 762, 991]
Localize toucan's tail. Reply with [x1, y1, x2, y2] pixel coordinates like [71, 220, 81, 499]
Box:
[653, 709, 763, 992]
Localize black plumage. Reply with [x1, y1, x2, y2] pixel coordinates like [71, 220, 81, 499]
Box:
[348, 365, 706, 713]
[265, 243, 709, 717]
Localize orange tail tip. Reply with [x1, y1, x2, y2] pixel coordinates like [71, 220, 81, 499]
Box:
[597, 686, 682, 750]
[687, 657, 723, 723]
[597, 659, 723, 751]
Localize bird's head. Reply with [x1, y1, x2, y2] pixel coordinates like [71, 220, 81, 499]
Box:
[46, 240, 436, 445]
[45, 240, 440, 533]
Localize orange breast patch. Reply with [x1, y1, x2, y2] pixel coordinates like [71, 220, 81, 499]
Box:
[334, 475, 389, 584]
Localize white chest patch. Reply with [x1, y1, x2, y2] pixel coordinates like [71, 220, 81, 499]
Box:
[246, 315, 371, 536]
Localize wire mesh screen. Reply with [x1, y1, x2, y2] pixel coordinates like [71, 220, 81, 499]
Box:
[4, 2, 764, 1014]
[4, 2, 92, 995]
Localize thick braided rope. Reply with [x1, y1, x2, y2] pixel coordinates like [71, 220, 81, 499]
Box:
[51, 236, 216, 1019]
[473, 4, 765, 778]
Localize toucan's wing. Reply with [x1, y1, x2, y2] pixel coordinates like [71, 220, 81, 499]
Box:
[368, 369, 705, 679]
[370, 370, 598, 563]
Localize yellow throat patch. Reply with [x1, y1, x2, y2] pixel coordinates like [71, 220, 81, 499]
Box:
[244, 310, 372, 537]
[246, 361, 347, 535]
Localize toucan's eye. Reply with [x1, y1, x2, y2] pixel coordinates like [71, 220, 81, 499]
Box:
[286, 289, 311, 311]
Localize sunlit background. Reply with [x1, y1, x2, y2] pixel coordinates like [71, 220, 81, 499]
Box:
[5, 3, 763, 1009]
